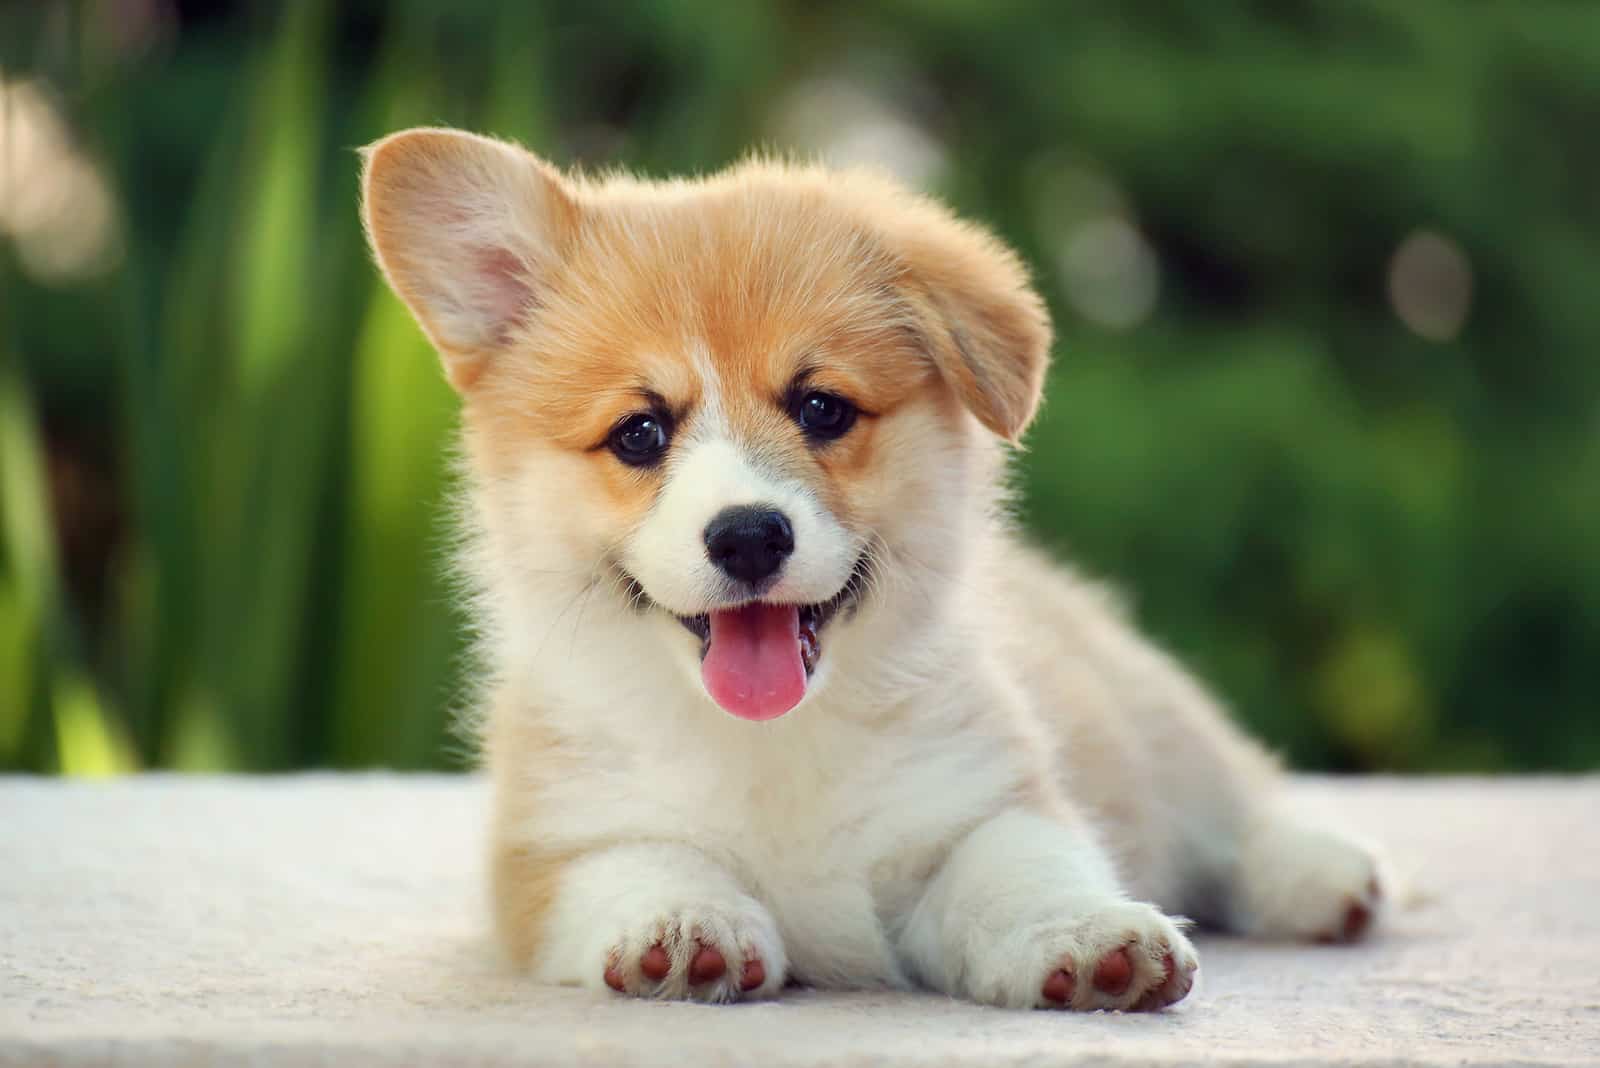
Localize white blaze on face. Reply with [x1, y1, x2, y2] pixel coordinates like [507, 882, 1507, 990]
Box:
[623, 435, 857, 617]
[625, 432, 859, 721]
[620, 349, 861, 722]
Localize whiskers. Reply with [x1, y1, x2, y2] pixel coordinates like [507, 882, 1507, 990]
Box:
[852, 533, 968, 620]
[517, 555, 635, 669]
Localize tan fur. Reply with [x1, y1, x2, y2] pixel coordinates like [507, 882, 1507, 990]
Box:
[490, 842, 571, 969]
[481, 689, 574, 967]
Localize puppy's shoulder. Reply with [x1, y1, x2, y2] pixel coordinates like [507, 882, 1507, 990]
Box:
[986, 534, 1134, 641]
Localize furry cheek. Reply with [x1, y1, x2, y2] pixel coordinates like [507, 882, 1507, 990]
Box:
[465, 428, 655, 586]
[818, 385, 985, 565]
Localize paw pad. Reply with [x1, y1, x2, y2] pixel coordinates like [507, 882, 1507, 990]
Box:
[1039, 941, 1195, 1011]
[1041, 945, 1148, 1006]
[1132, 952, 1195, 1011]
[1091, 947, 1133, 996]
[1041, 968, 1075, 1005]
[1316, 874, 1384, 944]
[641, 944, 671, 981]
[605, 940, 767, 999]
[1318, 900, 1374, 943]
[688, 944, 725, 983]
[1033, 905, 1199, 1013]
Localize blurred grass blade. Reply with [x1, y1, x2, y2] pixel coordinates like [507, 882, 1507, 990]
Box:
[328, 290, 459, 767]
[0, 360, 134, 774]
[52, 671, 134, 777]
[0, 362, 49, 762]
[151, 3, 339, 769]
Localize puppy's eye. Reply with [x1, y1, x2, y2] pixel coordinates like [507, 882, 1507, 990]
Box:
[794, 391, 857, 441]
[608, 413, 670, 466]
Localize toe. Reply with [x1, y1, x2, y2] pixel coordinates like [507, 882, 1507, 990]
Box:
[689, 943, 727, 984]
[740, 958, 766, 991]
[640, 943, 671, 981]
[1092, 947, 1134, 996]
[1316, 899, 1374, 943]
[1342, 900, 1373, 941]
[1041, 968, 1076, 1006]
[603, 962, 625, 992]
[1131, 953, 1188, 1011]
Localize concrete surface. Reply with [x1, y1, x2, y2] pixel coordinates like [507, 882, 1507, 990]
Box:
[2, 774, 1597, 1066]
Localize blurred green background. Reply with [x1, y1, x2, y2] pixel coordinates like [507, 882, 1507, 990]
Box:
[2, 1, 1597, 776]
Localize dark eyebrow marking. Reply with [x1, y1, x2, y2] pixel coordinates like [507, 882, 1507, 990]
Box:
[619, 384, 691, 425]
[780, 359, 881, 420]
[633, 387, 670, 412]
[782, 356, 825, 401]
[780, 360, 817, 408]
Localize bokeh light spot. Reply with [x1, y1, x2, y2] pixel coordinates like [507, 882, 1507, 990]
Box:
[1387, 229, 1472, 342]
[0, 79, 124, 285]
[1058, 216, 1160, 329]
[771, 77, 946, 190]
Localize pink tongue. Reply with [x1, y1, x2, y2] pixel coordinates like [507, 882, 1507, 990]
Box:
[701, 603, 806, 721]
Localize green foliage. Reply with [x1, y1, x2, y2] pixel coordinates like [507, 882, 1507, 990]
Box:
[3, 1, 1596, 773]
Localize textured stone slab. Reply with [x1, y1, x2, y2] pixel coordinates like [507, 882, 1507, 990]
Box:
[2, 774, 1596, 1066]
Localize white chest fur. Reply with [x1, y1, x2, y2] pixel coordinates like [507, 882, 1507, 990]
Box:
[506, 617, 1026, 986]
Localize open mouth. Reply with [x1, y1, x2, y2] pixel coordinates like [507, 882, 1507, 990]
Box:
[623, 557, 869, 723]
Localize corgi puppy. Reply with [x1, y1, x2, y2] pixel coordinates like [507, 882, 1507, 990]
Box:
[360, 128, 1389, 1011]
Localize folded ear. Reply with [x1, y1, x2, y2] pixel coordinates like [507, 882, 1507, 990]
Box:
[880, 196, 1053, 443]
[360, 128, 577, 391]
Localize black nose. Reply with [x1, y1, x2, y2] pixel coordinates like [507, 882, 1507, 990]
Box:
[704, 506, 794, 585]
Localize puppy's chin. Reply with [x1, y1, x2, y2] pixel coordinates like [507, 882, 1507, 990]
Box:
[626, 560, 868, 722]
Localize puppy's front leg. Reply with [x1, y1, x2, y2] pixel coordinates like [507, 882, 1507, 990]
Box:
[496, 840, 786, 1002]
[896, 808, 1199, 1011]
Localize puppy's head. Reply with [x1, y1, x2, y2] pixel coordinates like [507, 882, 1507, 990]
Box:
[362, 129, 1050, 721]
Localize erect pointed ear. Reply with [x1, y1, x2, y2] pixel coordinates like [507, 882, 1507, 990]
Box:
[360, 128, 577, 391]
[879, 195, 1053, 443]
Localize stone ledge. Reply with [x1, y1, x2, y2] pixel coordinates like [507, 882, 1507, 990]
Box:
[3, 774, 1597, 1066]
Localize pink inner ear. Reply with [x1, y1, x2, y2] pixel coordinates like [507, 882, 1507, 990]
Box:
[474, 247, 536, 346]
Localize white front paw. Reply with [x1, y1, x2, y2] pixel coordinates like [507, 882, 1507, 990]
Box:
[966, 899, 1200, 1012]
[595, 898, 787, 1003]
[527, 844, 789, 1002]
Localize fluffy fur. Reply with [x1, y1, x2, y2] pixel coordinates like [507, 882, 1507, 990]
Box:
[360, 128, 1390, 1011]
